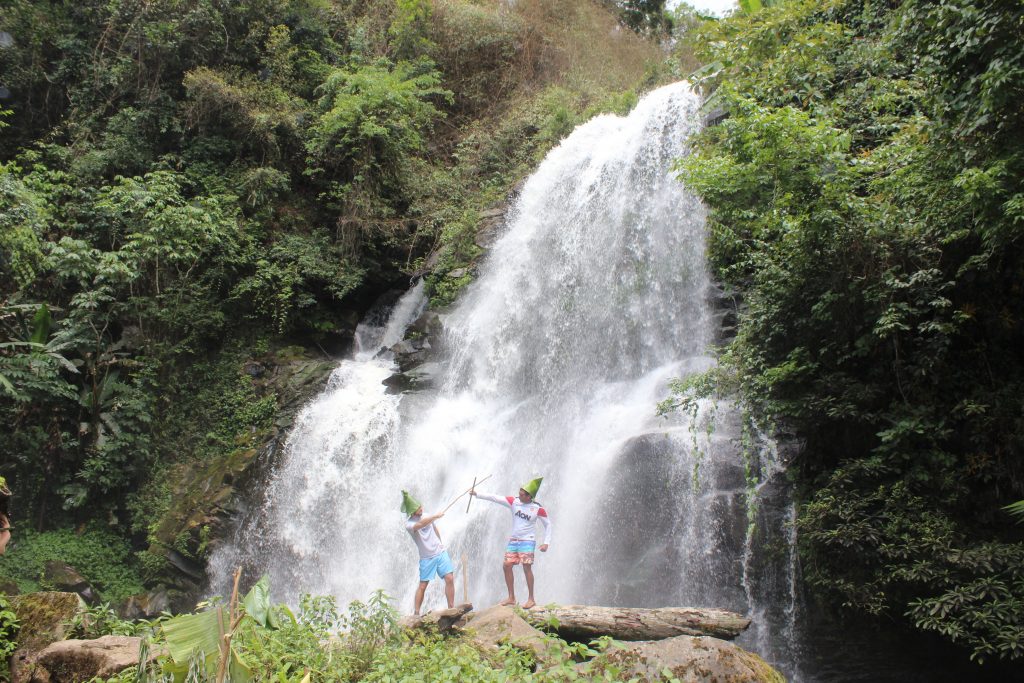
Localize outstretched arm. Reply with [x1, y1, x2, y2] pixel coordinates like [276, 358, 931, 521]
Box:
[410, 511, 445, 531]
[471, 491, 514, 509]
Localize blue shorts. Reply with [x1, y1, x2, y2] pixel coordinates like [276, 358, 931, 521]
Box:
[419, 550, 454, 581]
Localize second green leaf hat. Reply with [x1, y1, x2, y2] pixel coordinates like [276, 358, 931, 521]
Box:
[401, 490, 421, 515]
[521, 477, 543, 498]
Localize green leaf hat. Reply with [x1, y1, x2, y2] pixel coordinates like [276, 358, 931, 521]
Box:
[521, 477, 543, 498]
[401, 490, 422, 515]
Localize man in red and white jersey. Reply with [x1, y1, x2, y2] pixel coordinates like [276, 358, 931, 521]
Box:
[471, 476, 552, 609]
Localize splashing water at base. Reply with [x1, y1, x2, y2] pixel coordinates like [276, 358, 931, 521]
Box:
[209, 83, 803, 678]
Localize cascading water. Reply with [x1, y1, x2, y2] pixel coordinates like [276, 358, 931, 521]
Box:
[210, 82, 802, 677]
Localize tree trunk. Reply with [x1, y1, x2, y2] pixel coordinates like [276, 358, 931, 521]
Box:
[525, 605, 750, 642]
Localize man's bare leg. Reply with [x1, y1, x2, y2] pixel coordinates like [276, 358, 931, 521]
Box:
[522, 564, 536, 609]
[443, 572, 455, 608]
[414, 580, 429, 615]
[500, 562, 516, 605]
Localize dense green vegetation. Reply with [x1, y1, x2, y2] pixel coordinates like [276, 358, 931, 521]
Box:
[0, 526, 145, 600]
[672, 0, 1024, 664]
[0, 0, 662, 593]
[63, 583, 671, 682]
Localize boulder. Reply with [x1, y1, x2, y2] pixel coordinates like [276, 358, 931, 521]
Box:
[8, 593, 83, 683]
[458, 605, 559, 665]
[390, 331, 435, 374]
[603, 635, 785, 683]
[119, 589, 170, 620]
[399, 603, 474, 635]
[28, 635, 163, 683]
[42, 563, 96, 605]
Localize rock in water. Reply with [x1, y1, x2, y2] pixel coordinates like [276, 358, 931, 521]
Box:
[605, 635, 785, 683]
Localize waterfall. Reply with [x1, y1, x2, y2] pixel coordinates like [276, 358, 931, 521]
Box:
[209, 82, 801, 677]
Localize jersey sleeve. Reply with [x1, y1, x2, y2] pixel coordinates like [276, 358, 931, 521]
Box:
[537, 507, 552, 545]
[477, 492, 513, 509]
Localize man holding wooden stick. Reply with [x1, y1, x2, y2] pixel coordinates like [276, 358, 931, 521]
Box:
[470, 477, 552, 609]
[402, 490, 456, 615]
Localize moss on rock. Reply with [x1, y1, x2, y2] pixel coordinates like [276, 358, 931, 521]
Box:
[8, 592, 82, 652]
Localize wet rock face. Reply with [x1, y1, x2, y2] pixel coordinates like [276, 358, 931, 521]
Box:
[383, 310, 444, 392]
[605, 634, 785, 683]
[475, 206, 508, 250]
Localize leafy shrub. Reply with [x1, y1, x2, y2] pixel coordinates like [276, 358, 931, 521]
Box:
[0, 526, 145, 602]
[65, 602, 149, 639]
[0, 593, 18, 679]
[674, 0, 1024, 663]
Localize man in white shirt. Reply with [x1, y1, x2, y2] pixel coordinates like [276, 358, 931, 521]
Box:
[402, 489, 455, 615]
[470, 477, 552, 609]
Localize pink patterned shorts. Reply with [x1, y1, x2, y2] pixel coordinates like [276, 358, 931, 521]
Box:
[504, 539, 535, 565]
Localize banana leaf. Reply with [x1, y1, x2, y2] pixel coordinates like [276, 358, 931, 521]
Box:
[160, 606, 252, 683]
[162, 607, 222, 672]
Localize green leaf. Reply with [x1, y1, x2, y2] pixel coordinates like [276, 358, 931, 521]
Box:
[229, 644, 252, 683]
[161, 606, 223, 670]
[30, 304, 51, 346]
[1004, 500, 1024, 523]
[242, 575, 272, 628]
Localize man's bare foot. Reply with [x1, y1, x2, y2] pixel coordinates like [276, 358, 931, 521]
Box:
[521, 599, 536, 609]
[499, 597, 516, 606]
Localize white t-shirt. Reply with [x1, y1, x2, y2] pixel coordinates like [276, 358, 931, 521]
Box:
[406, 514, 445, 559]
[478, 493, 552, 545]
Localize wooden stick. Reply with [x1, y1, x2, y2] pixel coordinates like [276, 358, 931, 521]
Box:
[461, 553, 468, 604]
[440, 474, 491, 514]
[216, 567, 242, 683]
[466, 476, 477, 513]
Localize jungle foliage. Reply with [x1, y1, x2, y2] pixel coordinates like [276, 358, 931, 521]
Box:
[0, 0, 661, 584]
[674, 0, 1024, 663]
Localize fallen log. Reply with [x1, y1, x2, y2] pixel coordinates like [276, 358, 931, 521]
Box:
[525, 605, 750, 642]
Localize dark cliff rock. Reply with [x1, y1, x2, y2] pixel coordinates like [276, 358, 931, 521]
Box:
[144, 346, 336, 609]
